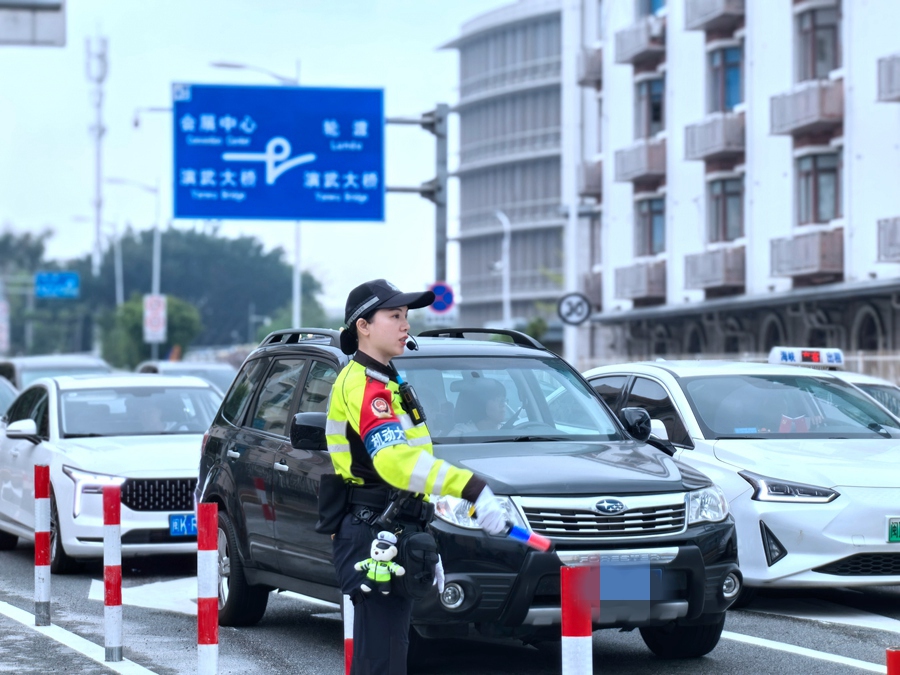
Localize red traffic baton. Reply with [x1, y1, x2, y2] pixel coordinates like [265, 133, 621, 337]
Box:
[34, 465, 51, 627]
[197, 503, 219, 675]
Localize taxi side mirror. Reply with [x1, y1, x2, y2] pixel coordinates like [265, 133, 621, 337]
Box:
[620, 407, 651, 443]
[290, 412, 327, 451]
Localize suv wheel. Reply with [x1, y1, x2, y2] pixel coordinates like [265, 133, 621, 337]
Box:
[639, 613, 726, 658]
[217, 510, 269, 626]
[0, 529, 17, 550]
[50, 494, 78, 574]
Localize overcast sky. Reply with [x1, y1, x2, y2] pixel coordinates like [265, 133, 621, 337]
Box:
[0, 0, 495, 310]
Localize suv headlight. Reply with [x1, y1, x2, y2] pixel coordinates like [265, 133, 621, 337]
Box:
[62, 466, 127, 517]
[432, 494, 528, 531]
[688, 485, 729, 524]
[739, 471, 839, 504]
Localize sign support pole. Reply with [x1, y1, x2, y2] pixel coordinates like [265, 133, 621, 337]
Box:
[292, 221, 302, 328]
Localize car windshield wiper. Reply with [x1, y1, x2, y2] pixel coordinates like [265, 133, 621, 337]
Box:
[867, 422, 892, 439]
[714, 435, 759, 440]
[486, 435, 565, 443]
[64, 432, 105, 438]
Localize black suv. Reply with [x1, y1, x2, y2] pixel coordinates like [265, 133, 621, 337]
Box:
[197, 329, 741, 659]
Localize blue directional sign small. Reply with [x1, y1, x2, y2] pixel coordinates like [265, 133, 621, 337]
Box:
[172, 83, 384, 221]
[35, 272, 80, 299]
[429, 282, 454, 314]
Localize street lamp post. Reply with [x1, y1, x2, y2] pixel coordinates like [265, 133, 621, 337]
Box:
[210, 60, 304, 329]
[495, 211, 512, 329]
[105, 177, 162, 358]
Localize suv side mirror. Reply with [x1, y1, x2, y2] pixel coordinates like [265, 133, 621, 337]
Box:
[620, 407, 651, 443]
[290, 412, 327, 451]
[6, 418, 40, 444]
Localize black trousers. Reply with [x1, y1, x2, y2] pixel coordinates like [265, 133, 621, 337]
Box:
[333, 512, 412, 675]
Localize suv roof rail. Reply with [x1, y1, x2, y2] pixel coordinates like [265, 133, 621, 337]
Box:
[258, 329, 341, 349]
[418, 327, 545, 350]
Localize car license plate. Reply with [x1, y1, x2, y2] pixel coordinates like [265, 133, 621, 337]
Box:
[889, 517, 900, 543]
[169, 514, 197, 537]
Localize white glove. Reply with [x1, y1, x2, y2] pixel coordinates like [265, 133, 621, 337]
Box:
[433, 554, 445, 594]
[474, 485, 508, 536]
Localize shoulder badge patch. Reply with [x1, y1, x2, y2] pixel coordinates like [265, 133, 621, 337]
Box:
[371, 396, 392, 418]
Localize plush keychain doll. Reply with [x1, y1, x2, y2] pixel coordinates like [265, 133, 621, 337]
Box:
[354, 531, 406, 595]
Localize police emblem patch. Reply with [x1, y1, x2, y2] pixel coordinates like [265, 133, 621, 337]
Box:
[371, 397, 391, 418]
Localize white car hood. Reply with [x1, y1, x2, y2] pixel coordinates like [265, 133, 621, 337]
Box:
[54, 434, 202, 478]
[713, 438, 900, 488]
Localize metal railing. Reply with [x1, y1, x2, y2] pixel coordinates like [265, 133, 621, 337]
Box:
[684, 246, 745, 290]
[614, 138, 666, 182]
[460, 56, 562, 102]
[577, 47, 603, 88]
[614, 260, 666, 300]
[459, 199, 562, 235]
[878, 217, 900, 261]
[684, 112, 745, 161]
[878, 54, 900, 103]
[684, 0, 745, 32]
[578, 160, 603, 199]
[614, 16, 665, 65]
[459, 127, 561, 167]
[770, 228, 843, 277]
[770, 79, 844, 136]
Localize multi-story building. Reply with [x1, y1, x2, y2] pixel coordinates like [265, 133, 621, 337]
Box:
[448, 0, 900, 366]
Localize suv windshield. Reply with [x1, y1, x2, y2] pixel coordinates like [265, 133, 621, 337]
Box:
[682, 374, 900, 440]
[396, 355, 620, 443]
[61, 386, 222, 437]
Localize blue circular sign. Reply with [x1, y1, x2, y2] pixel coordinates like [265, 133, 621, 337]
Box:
[429, 282, 454, 313]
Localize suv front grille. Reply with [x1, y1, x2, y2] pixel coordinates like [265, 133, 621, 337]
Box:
[814, 553, 900, 576]
[121, 478, 196, 512]
[517, 494, 687, 539]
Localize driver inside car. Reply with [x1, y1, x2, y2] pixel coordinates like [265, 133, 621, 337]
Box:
[450, 378, 508, 434]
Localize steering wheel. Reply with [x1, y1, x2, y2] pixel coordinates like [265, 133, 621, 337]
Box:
[507, 420, 557, 433]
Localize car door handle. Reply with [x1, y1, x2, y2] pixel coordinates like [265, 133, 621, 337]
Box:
[226, 450, 240, 459]
[9, 450, 18, 458]
[274, 461, 289, 472]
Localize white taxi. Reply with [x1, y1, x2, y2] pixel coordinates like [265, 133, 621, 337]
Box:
[0, 374, 222, 572]
[583, 348, 900, 603]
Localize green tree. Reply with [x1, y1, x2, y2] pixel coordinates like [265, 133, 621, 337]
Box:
[101, 293, 202, 368]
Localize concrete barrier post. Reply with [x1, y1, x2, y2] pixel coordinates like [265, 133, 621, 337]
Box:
[34, 465, 51, 626]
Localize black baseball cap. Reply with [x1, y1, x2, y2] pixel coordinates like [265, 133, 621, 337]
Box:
[340, 279, 435, 354]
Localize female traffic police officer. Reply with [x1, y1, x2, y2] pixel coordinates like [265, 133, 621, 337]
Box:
[326, 279, 508, 675]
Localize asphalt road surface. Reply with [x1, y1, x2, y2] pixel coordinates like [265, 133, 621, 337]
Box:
[0, 541, 896, 674]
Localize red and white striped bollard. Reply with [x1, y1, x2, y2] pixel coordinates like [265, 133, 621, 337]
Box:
[103, 485, 123, 662]
[342, 594, 354, 674]
[888, 647, 900, 675]
[561, 565, 593, 675]
[197, 502, 218, 675]
[34, 464, 51, 626]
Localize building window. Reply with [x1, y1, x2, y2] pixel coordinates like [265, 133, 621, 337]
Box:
[636, 198, 665, 256]
[709, 47, 742, 112]
[797, 152, 841, 224]
[797, 8, 840, 81]
[635, 76, 664, 139]
[637, 0, 665, 17]
[708, 178, 743, 242]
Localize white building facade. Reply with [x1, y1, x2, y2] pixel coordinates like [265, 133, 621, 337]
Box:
[448, 0, 900, 367]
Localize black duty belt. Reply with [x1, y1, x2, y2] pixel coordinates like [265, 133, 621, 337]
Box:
[347, 485, 433, 523]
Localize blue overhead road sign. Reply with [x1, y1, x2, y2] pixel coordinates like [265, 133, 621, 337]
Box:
[35, 272, 79, 299]
[172, 83, 384, 221]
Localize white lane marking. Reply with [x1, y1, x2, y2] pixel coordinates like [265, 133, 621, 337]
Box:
[748, 597, 900, 635]
[88, 577, 197, 616]
[721, 631, 885, 673]
[0, 599, 158, 675]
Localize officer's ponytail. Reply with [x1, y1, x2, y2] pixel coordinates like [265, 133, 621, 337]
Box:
[339, 326, 358, 355]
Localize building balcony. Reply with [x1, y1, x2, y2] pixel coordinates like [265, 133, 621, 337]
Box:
[684, 112, 745, 161]
[583, 271, 602, 307]
[878, 217, 900, 261]
[578, 160, 603, 199]
[770, 79, 844, 136]
[685, 246, 745, 290]
[684, 0, 745, 32]
[771, 228, 843, 278]
[577, 47, 603, 88]
[614, 16, 665, 66]
[614, 138, 666, 183]
[878, 54, 900, 102]
[615, 260, 666, 300]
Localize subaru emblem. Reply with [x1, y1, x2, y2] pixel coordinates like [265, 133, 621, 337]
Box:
[595, 498, 626, 515]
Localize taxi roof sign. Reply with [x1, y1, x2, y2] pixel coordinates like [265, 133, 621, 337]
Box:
[767, 346, 845, 370]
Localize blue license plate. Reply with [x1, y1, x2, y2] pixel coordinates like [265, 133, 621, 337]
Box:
[169, 514, 197, 537]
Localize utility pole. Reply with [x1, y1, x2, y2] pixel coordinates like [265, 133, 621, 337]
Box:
[386, 104, 449, 283]
[86, 35, 108, 279]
